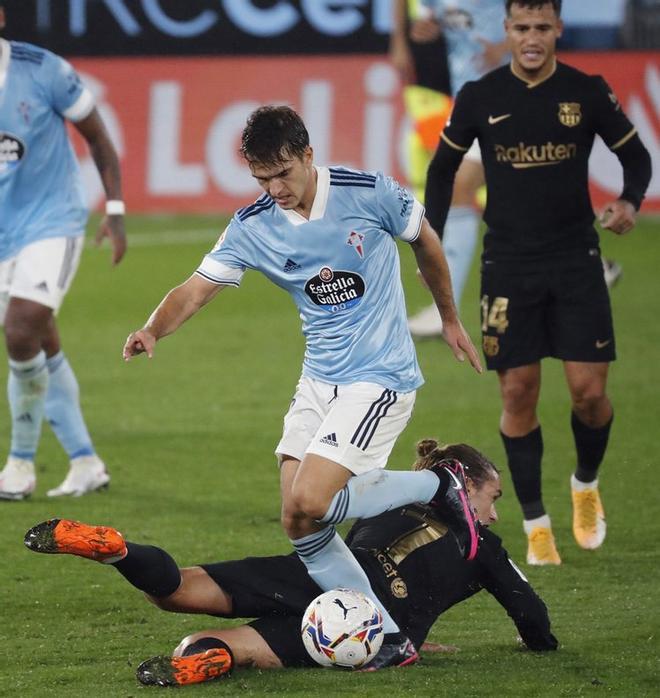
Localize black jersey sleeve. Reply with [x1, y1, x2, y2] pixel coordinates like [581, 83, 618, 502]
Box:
[591, 76, 637, 151]
[443, 82, 480, 152]
[591, 76, 652, 210]
[616, 134, 652, 210]
[424, 138, 464, 237]
[476, 529, 558, 651]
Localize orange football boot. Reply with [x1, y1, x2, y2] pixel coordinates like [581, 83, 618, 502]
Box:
[24, 518, 127, 563]
[136, 649, 233, 686]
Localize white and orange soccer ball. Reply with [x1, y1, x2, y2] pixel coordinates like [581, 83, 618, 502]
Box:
[301, 588, 384, 669]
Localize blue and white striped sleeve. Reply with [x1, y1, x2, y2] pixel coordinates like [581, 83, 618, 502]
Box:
[195, 221, 248, 287]
[376, 173, 425, 243]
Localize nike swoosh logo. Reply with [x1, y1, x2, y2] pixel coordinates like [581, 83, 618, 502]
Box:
[446, 469, 463, 491]
[596, 339, 612, 349]
[488, 113, 511, 125]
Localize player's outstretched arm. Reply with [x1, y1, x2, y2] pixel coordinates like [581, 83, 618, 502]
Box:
[478, 530, 558, 651]
[412, 220, 482, 374]
[74, 108, 126, 265]
[123, 275, 224, 361]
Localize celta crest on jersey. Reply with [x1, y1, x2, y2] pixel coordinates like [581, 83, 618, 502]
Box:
[0, 133, 26, 173]
[346, 231, 365, 258]
[304, 267, 365, 313]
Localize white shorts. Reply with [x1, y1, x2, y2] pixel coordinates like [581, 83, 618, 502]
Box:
[465, 139, 482, 163]
[276, 376, 416, 476]
[0, 236, 84, 325]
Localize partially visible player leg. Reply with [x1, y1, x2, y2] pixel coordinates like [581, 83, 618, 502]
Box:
[277, 380, 401, 634]
[283, 458, 388, 622]
[564, 361, 612, 550]
[24, 518, 245, 618]
[28, 239, 111, 498]
[602, 257, 622, 289]
[498, 364, 561, 566]
[0, 295, 51, 500]
[556, 252, 615, 551]
[443, 153, 483, 309]
[0, 236, 104, 499]
[279, 380, 460, 665]
[138, 623, 291, 686]
[284, 457, 419, 667]
[44, 342, 111, 496]
[320, 461, 478, 560]
[301, 381, 477, 556]
[178, 626, 279, 668]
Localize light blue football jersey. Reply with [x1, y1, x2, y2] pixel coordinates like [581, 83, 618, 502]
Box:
[197, 167, 425, 392]
[0, 39, 95, 261]
[422, 0, 507, 94]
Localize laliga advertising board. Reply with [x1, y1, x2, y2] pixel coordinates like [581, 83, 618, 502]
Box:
[69, 52, 660, 215]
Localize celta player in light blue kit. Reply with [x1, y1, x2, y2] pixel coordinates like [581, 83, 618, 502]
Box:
[0, 4, 126, 500]
[124, 105, 481, 670]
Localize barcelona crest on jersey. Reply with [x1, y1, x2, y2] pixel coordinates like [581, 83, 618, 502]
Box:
[558, 103, 582, 127]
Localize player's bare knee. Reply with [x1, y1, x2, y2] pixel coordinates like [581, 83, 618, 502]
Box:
[3, 322, 42, 359]
[281, 509, 318, 539]
[501, 383, 537, 414]
[290, 486, 330, 522]
[572, 392, 610, 426]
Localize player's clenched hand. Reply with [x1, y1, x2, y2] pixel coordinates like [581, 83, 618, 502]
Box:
[123, 329, 156, 361]
[599, 199, 636, 236]
[442, 319, 483, 374]
[96, 214, 127, 265]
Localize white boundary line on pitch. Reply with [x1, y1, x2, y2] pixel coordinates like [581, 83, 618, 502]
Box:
[88, 228, 220, 248]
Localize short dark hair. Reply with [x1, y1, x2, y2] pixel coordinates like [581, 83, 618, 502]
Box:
[240, 105, 310, 167]
[505, 0, 562, 17]
[413, 439, 499, 488]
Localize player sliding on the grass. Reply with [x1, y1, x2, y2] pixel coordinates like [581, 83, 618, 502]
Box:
[25, 440, 557, 687]
[123, 105, 482, 668]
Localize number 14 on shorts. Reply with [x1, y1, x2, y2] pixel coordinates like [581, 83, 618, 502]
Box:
[481, 295, 509, 334]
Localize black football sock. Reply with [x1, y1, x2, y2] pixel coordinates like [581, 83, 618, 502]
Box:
[111, 542, 181, 597]
[572, 411, 613, 483]
[183, 637, 234, 666]
[501, 426, 545, 520]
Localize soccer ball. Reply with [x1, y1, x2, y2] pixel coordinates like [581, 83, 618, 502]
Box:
[301, 588, 384, 669]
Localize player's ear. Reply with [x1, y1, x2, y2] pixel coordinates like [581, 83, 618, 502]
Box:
[304, 146, 314, 165]
[556, 18, 564, 39]
[0, 7, 5, 31]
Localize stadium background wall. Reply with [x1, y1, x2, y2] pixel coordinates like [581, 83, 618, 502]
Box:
[66, 52, 659, 214]
[1, 0, 393, 55]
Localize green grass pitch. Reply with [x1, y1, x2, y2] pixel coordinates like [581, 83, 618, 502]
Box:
[1, 214, 658, 696]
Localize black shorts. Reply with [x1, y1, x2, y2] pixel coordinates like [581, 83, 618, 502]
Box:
[479, 250, 616, 371]
[201, 554, 319, 668]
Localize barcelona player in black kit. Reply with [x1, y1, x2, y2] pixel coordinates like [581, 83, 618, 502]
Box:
[25, 440, 557, 686]
[424, 1, 652, 566]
